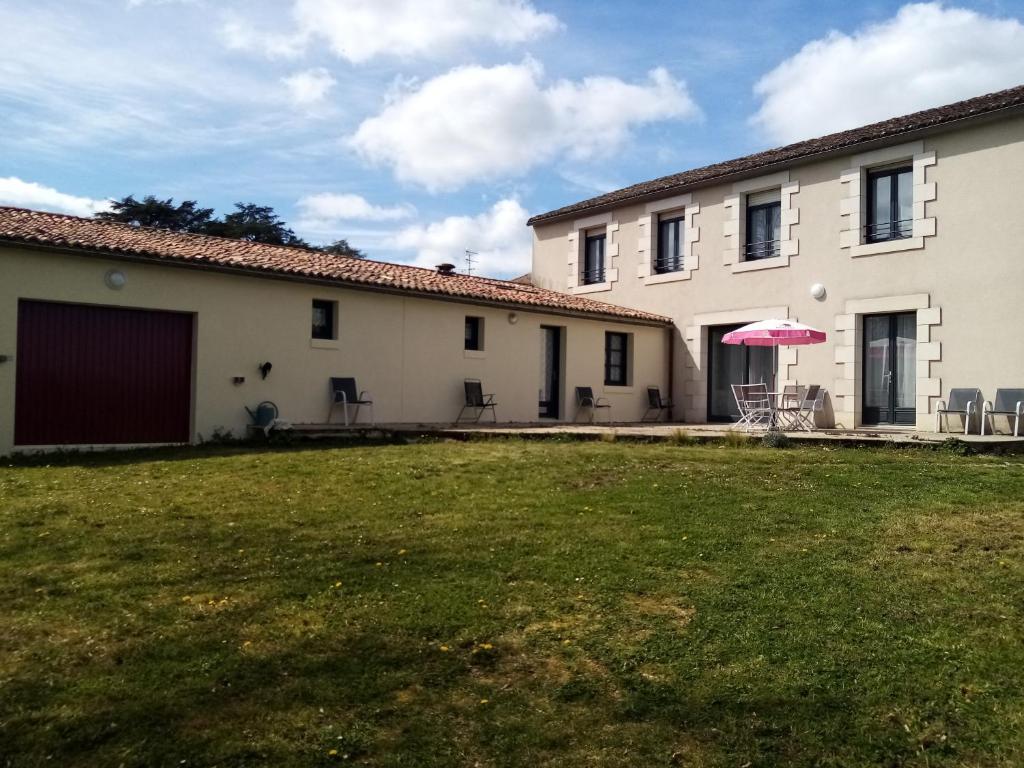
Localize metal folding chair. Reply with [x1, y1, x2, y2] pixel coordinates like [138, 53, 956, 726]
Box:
[327, 377, 374, 426]
[457, 379, 497, 423]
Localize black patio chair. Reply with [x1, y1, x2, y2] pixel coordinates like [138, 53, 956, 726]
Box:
[456, 379, 497, 423]
[575, 386, 612, 423]
[327, 377, 374, 426]
[642, 386, 672, 422]
[982, 388, 1024, 436]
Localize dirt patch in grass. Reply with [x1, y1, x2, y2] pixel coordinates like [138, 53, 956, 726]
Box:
[623, 594, 696, 628]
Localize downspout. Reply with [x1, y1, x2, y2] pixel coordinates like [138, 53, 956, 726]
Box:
[666, 324, 675, 422]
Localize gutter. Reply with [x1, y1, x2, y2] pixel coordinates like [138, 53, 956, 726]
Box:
[1, 240, 672, 329]
[527, 101, 1024, 227]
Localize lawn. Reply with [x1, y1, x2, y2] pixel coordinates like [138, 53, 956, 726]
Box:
[2, 439, 1024, 768]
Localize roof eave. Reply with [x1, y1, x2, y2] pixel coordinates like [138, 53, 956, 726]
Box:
[527, 101, 1024, 227]
[0, 239, 671, 327]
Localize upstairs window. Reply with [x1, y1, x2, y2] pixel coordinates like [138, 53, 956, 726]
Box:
[866, 166, 913, 243]
[582, 232, 606, 285]
[604, 331, 629, 386]
[312, 299, 336, 340]
[464, 316, 483, 351]
[745, 190, 781, 261]
[655, 212, 685, 273]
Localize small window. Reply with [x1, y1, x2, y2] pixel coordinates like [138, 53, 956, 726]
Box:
[604, 331, 629, 386]
[745, 190, 781, 261]
[582, 231, 606, 285]
[866, 166, 913, 243]
[465, 316, 484, 351]
[655, 212, 685, 273]
[312, 299, 336, 340]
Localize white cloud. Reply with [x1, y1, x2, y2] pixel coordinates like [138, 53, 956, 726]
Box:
[391, 198, 532, 277]
[350, 61, 700, 191]
[0, 177, 111, 217]
[295, 193, 415, 231]
[282, 68, 337, 107]
[224, 0, 560, 63]
[752, 3, 1024, 144]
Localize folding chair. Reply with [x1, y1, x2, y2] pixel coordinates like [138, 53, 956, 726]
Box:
[457, 379, 497, 423]
[935, 388, 980, 435]
[575, 387, 612, 423]
[327, 377, 374, 426]
[982, 388, 1024, 436]
[642, 386, 672, 422]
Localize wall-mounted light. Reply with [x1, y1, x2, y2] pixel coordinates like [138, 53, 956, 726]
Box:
[258, 361, 273, 379]
[809, 282, 826, 301]
[105, 269, 127, 290]
[508, 312, 519, 325]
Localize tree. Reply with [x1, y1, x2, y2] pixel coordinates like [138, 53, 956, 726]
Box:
[202, 203, 309, 246]
[316, 239, 365, 259]
[96, 195, 215, 233]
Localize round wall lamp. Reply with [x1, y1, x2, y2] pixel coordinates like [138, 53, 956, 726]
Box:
[508, 312, 519, 325]
[105, 269, 127, 290]
[809, 282, 826, 301]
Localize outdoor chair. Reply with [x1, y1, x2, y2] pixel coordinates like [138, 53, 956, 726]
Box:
[790, 385, 824, 432]
[642, 386, 672, 422]
[774, 384, 806, 430]
[982, 388, 1024, 436]
[732, 383, 773, 431]
[935, 388, 981, 435]
[575, 387, 612, 423]
[456, 379, 497, 423]
[327, 377, 374, 426]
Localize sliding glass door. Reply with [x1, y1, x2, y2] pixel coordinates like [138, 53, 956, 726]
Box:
[707, 325, 775, 422]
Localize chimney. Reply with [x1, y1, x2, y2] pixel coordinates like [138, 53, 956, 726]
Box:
[436, 262, 456, 275]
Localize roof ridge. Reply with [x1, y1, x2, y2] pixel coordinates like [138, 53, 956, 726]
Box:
[527, 81, 1024, 225]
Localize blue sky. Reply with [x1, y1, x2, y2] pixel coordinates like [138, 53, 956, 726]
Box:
[3, 0, 1024, 277]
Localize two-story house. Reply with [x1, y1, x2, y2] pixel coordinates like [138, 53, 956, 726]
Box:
[529, 83, 1024, 431]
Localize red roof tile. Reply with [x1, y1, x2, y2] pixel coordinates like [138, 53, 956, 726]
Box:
[0, 206, 669, 325]
[528, 83, 1024, 225]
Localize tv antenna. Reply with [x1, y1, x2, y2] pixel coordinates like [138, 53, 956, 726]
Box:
[464, 249, 478, 276]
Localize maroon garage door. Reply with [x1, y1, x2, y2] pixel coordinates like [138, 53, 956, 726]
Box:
[15, 300, 194, 446]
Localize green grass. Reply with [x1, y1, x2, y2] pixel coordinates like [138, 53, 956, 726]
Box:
[2, 440, 1024, 767]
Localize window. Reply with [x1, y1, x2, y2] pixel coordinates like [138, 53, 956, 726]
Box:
[745, 190, 781, 260]
[582, 232, 606, 285]
[465, 316, 483, 351]
[655, 212, 685, 273]
[866, 166, 913, 243]
[311, 299, 336, 340]
[604, 332, 629, 386]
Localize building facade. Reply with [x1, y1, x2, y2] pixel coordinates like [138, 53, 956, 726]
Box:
[0, 211, 669, 456]
[529, 85, 1024, 431]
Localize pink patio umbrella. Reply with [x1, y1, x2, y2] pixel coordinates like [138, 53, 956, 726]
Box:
[722, 318, 827, 385]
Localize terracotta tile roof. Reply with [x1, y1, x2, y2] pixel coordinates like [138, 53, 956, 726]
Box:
[0, 206, 670, 325]
[528, 83, 1024, 225]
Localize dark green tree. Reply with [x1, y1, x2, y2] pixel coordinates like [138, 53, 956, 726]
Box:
[96, 195, 215, 232]
[316, 239, 365, 259]
[203, 203, 309, 246]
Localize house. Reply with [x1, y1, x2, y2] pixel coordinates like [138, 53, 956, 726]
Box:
[0, 210, 670, 455]
[529, 83, 1024, 430]
[4, 83, 1024, 455]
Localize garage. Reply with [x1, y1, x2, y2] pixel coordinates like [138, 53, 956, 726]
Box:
[14, 300, 193, 446]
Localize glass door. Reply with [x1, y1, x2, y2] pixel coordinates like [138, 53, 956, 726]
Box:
[862, 313, 916, 425]
[539, 326, 561, 418]
[707, 325, 776, 422]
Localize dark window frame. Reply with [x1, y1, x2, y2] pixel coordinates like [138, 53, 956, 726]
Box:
[604, 331, 629, 387]
[744, 200, 781, 261]
[312, 299, 336, 340]
[865, 165, 913, 243]
[464, 316, 483, 351]
[582, 232, 606, 285]
[655, 212, 685, 273]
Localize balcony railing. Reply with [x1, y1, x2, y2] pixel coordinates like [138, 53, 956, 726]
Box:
[744, 239, 780, 261]
[580, 266, 606, 285]
[864, 218, 913, 243]
[653, 256, 684, 274]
